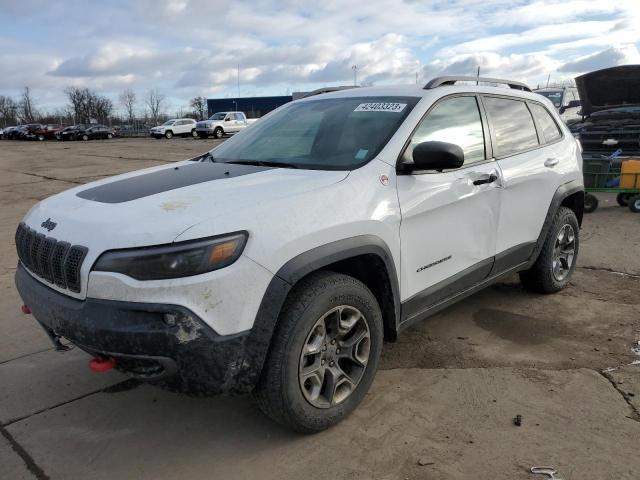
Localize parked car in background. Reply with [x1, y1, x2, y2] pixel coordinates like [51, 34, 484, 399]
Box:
[4, 125, 29, 140]
[26, 124, 64, 141]
[58, 125, 115, 141]
[534, 86, 582, 125]
[150, 118, 197, 139]
[196, 111, 256, 139]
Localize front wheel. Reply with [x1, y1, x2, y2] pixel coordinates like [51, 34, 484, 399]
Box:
[213, 127, 224, 139]
[255, 271, 383, 433]
[520, 206, 579, 293]
[81, 134, 89, 141]
[107, 133, 113, 139]
[629, 195, 640, 213]
[165, 130, 173, 139]
[37, 134, 45, 141]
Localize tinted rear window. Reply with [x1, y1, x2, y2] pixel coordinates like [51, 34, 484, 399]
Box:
[529, 103, 562, 144]
[483, 97, 539, 157]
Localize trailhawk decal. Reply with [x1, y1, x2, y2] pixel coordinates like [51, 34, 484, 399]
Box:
[354, 102, 407, 113]
[417, 255, 452, 273]
[76, 162, 273, 204]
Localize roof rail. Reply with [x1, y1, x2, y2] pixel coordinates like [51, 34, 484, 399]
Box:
[303, 86, 359, 98]
[424, 76, 532, 92]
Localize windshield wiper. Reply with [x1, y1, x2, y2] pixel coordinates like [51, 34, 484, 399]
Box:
[225, 160, 298, 169]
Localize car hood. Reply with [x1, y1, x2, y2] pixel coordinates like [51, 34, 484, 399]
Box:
[576, 65, 640, 116]
[23, 160, 349, 252]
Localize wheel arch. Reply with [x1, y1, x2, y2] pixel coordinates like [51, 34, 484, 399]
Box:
[526, 179, 584, 268]
[236, 236, 401, 392]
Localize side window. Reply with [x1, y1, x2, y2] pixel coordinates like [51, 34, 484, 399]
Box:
[402, 96, 486, 166]
[482, 97, 539, 157]
[529, 103, 562, 144]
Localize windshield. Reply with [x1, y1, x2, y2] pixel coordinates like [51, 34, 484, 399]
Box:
[209, 96, 419, 170]
[209, 113, 227, 121]
[536, 90, 563, 108]
[162, 120, 175, 126]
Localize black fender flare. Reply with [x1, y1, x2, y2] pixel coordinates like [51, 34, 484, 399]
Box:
[237, 235, 400, 392]
[526, 179, 584, 268]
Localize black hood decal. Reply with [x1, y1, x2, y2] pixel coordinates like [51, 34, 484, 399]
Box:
[76, 162, 273, 203]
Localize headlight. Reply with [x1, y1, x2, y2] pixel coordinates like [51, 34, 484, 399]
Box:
[93, 232, 248, 280]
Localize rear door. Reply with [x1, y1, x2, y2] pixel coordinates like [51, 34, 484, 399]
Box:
[397, 94, 501, 319]
[482, 95, 563, 269]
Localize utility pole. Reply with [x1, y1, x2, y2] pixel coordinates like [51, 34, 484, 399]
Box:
[415, 72, 418, 85]
[476, 66, 480, 85]
[546, 73, 551, 88]
[237, 64, 240, 110]
[352, 65, 358, 87]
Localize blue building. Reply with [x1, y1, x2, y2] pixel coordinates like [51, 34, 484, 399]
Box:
[206, 96, 292, 118]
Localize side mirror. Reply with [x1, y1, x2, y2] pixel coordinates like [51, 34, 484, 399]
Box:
[559, 106, 566, 114]
[567, 100, 580, 108]
[225, 117, 231, 122]
[408, 141, 465, 172]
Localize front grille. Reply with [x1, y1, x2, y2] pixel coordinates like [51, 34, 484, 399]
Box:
[15, 223, 88, 293]
[577, 124, 640, 156]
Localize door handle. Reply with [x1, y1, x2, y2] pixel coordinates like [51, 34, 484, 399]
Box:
[544, 158, 559, 167]
[472, 173, 498, 186]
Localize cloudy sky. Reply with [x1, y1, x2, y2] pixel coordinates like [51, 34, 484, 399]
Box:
[1, 0, 639, 114]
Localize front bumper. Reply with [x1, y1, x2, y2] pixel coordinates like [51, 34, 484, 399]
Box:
[15, 264, 261, 395]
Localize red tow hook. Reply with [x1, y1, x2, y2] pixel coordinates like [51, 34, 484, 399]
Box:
[21, 305, 31, 314]
[89, 357, 116, 373]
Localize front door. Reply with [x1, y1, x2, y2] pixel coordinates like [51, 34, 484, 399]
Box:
[397, 94, 501, 320]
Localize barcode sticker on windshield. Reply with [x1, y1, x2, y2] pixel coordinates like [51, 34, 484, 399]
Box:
[354, 103, 406, 113]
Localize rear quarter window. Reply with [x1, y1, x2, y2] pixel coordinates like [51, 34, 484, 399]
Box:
[483, 97, 539, 157]
[529, 103, 562, 144]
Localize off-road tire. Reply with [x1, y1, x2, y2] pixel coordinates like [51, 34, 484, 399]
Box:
[583, 193, 598, 213]
[629, 195, 640, 213]
[520, 206, 579, 294]
[254, 271, 383, 433]
[214, 127, 224, 139]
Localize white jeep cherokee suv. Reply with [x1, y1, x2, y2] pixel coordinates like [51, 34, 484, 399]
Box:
[150, 118, 197, 139]
[15, 76, 584, 432]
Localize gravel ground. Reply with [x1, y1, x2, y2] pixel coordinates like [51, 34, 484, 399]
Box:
[1, 137, 638, 480]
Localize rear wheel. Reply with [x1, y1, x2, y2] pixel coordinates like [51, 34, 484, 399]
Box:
[165, 130, 173, 139]
[107, 133, 113, 139]
[520, 206, 579, 293]
[37, 134, 45, 141]
[616, 193, 632, 207]
[214, 127, 224, 139]
[81, 134, 89, 141]
[629, 195, 640, 213]
[584, 193, 598, 213]
[255, 271, 383, 433]
[191, 129, 198, 137]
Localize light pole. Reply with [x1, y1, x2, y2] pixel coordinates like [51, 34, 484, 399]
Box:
[352, 65, 358, 87]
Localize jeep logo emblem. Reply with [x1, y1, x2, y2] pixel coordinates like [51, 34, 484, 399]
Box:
[41, 218, 57, 231]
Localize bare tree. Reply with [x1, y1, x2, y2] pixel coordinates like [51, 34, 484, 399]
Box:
[65, 87, 113, 124]
[145, 88, 165, 125]
[19, 87, 37, 123]
[0, 95, 18, 126]
[189, 96, 207, 120]
[119, 89, 136, 125]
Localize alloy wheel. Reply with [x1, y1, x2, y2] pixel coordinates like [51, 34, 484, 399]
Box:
[552, 224, 576, 281]
[298, 305, 371, 408]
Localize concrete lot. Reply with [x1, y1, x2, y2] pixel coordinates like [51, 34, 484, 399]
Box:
[1, 138, 639, 480]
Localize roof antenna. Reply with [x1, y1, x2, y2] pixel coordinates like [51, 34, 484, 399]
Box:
[476, 66, 480, 85]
